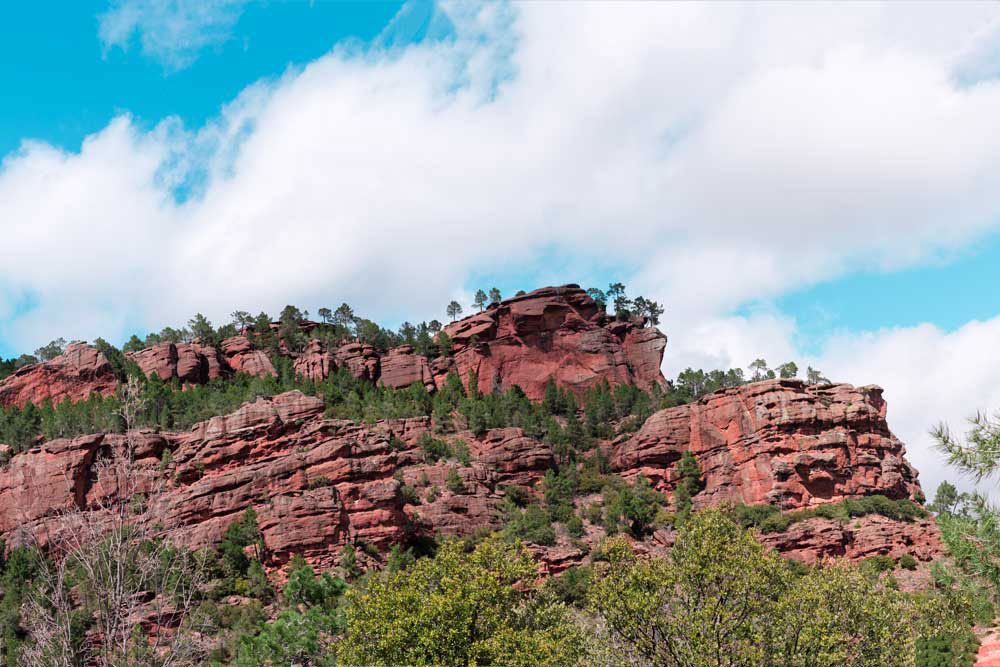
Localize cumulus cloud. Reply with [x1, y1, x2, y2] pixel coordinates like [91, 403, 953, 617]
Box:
[99, 0, 250, 71]
[5, 2, 1000, 495]
[817, 318, 1000, 500]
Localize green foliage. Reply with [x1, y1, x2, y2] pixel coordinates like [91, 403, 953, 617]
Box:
[445, 467, 466, 494]
[591, 508, 969, 667]
[732, 495, 928, 534]
[505, 503, 557, 546]
[602, 475, 664, 537]
[235, 555, 346, 667]
[34, 337, 66, 361]
[419, 433, 452, 462]
[900, 553, 919, 571]
[339, 537, 583, 666]
[673, 450, 703, 522]
[340, 543, 361, 580]
[544, 565, 593, 608]
[934, 412, 1000, 481]
[219, 508, 264, 581]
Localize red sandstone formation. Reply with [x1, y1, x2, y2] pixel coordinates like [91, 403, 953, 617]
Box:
[0, 286, 943, 574]
[434, 285, 667, 400]
[0, 343, 117, 408]
[758, 514, 942, 564]
[0, 377, 941, 572]
[0, 391, 550, 571]
[612, 379, 923, 510]
[128, 337, 277, 383]
[220, 335, 277, 378]
[379, 345, 436, 391]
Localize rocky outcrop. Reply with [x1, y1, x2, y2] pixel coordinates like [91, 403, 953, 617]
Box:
[127, 342, 228, 383]
[0, 343, 118, 408]
[128, 337, 277, 383]
[612, 379, 923, 509]
[0, 392, 553, 571]
[220, 335, 277, 378]
[293, 339, 335, 382]
[758, 514, 942, 564]
[433, 285, 667, 400]
[334, 343, 380, 382]
[0, 377, 941, 573]
[379, 346, 435, 391]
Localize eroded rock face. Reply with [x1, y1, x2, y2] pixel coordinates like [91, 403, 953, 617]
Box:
[0, 382, 941, 573]
[379, 346, 435, 391]
[128, 337, 277, 383]
[758, 514, 942, 564]
[612, 379, 923, 509]
[0, 392, 554, 571]
[0, 343, 118, 408]
[221, 336, 277, 378]
[434, 285, 667, 400]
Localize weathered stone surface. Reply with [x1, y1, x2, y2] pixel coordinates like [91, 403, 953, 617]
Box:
[0, 343, 117, 408]
[759, 514, 942, 564]
[379, 345, 435, 391]
[333, 343, 380, 382]
[293, 339, 335, 382]
[128, 342, 231, 384]
[434, 285, 667, 400]
[613, 379, 923, 509]
[220, 335, 277, 378]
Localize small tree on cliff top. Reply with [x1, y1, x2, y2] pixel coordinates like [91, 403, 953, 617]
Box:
[473, 289, 488, 312]
[446, 300, 463, 321]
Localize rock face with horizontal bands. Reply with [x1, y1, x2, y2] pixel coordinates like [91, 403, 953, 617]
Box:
[0, 392, 554, 571]
[612, 379, 923, 510]
[758, 514, 942, 564]
[379, 345, 436, 391]
[220, 335, 277, 378]
[433, 285, 667, 400]
[0, 343, 118, 408]
[0, 376, 942, 573]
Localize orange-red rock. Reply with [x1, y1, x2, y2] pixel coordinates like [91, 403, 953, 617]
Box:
[333, 342, 380, 382]
[0, 343, 117, 408]
[758, 514, 942, 564]
[220, 335, 277, 378]
[613, 379, 923, 509]
[379, 345, 435, 391]
[434, 285, 667, 400]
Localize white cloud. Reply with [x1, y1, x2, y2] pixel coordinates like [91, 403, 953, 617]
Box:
[816, 318, 1000, 501]
[5, 2, 1000, 496]
[98, 0, 250, 71]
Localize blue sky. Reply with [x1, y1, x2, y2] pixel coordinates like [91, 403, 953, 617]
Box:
[0, 2, 403, 160]
[2, 1, 1000, 496]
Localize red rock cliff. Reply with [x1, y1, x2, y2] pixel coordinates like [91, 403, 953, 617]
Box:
[613, 379, 923, 509]
[0, 343, 118, 408]
[433, 285, 667, 400]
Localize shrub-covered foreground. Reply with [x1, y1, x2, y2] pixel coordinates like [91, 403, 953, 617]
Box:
[1, 506, 984, 667]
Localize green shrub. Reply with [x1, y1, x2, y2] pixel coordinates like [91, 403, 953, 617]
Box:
[419, 433, 452, 462]
[505, 504, 556, 546]
[899, 553, 918, 571]
[566, 514, 585, 538]
[446, 468, 466, 494]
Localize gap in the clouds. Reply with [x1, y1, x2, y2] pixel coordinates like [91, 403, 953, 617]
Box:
[0, 1, 406, 159]
[741, 230, 1000, 355]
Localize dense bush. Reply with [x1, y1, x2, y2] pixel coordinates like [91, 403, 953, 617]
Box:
[732, 495, 928, 534]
